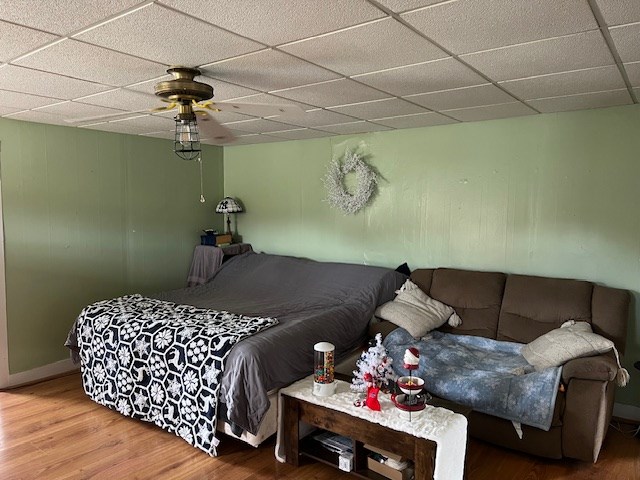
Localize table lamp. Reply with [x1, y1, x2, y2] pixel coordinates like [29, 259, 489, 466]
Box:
[215, 197, 243, 235]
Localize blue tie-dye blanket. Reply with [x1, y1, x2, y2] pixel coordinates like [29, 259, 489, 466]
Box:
[384, 328, 562, 431]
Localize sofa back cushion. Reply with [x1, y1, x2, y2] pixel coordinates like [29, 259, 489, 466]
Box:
[497, 275, 593, 344]
[410, 268, 629, 352]
[411, 268, 506, 339]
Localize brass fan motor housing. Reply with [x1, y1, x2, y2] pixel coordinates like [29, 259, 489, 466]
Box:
[154, 66, 213, 104]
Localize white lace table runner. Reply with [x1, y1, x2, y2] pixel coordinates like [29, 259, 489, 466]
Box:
[275, 376, 467, 480]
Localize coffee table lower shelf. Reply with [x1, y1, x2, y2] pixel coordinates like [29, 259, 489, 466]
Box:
[299, 435, 392, 480]
[283, 394, 436, 480]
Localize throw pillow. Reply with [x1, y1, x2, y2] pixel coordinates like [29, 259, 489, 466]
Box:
[375, 280, 462, 339]
[522, 321, 629, 386]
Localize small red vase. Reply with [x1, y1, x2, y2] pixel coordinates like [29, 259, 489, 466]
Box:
[366, 386, 381, 411]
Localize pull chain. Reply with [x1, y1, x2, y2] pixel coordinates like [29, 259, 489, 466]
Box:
[198, 154, 205, 203]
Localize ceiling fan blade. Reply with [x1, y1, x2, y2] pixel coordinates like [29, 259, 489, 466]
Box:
[198, 112, 236, 145]
[201, 101, 304, 117]
[150, 102, 177, 112]
[65, 109, 148, 124]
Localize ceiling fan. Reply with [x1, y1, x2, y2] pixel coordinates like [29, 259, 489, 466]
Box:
[67, 66, 303, 159]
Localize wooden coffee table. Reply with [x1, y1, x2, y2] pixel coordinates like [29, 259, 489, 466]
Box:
[278, 375, 469, 480]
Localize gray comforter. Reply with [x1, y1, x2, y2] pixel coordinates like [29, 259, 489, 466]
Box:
[69, 252, 404, 435]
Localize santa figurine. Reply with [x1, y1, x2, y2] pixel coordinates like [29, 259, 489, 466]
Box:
[403, 347, 420, 370]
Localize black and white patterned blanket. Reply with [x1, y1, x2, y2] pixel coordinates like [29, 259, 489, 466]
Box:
[76, 294, 278, 455]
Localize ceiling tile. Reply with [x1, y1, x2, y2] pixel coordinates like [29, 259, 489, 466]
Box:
[33, 101, 126, 119]
[203, 78, 260, 102]
[82, 114, 174, 134]
[0, 65, 109, 99]
[0, 89, 62, 109]
[140, 130, 175, 140]
[268, 128, 334, 140]
[4, 109, 69, 125]
[273, 78, 390, 108]
[625, 62, 640, 87]
[371, 111, 457, 128]
[75, 3, 262, 66]
[328, 98, 427, 119]
[0, 105, 22, 116]
[229, 134, 282, 145]
[405, 84, 515, 110]
[0, 20, 59, 62]
[76, 88, 160, 112]
[0, 1, 143, 35]
[442, 102, 537, 122]
[280, 18, 447, 76]
[375, 1, 444, 13]
[527, 89, 633, 113]
[461, 31, 615, 82]
[595, 0, 640, 27]
[222, 118, 293, 134]
[402, 0, 598, 55]
[354, 58, 486, 96]
[15, 39, 165, 87]
[201, 49, 340, 92]
[268, 108, 356, 128]
[318, 121, 393, 134]
[634, 87, 640, 98]
[160, 0, 384, 46]
[125, 75, 171, 92]
[609, 24, 640, 63]
[499, 65, 627, 100]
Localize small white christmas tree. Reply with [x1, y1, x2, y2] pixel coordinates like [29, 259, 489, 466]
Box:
[351, 333, 396, 393]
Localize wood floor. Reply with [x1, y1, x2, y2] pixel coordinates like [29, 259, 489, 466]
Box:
[0, 374, 638, 480]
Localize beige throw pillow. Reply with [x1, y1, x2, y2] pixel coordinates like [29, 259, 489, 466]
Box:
[522, 321, 614, 371]
[375, 280, 462, 339]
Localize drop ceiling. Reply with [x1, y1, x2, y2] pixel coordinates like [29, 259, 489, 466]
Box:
[0, 0, 638, 146]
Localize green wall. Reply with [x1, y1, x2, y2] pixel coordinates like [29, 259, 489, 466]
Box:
[0, 118, 224, 374]
[224, 104, 640, 406]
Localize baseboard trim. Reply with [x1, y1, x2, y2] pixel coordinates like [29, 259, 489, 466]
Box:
[613, 402, 640, 423]
[3, 358, 79, 389]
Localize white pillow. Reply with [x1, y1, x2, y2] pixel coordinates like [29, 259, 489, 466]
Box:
[522, 321, 614, 371]
[375, 280, 462, 339]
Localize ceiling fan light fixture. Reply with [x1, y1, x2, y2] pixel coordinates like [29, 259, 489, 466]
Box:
[174, 115, 201, 161]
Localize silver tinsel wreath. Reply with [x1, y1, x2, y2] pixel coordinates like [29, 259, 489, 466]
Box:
[323, 150, 377, 215]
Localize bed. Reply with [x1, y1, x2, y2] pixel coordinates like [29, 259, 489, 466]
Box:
[66, 252, 405, 454]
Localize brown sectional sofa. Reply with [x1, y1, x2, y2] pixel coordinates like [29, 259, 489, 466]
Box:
[374, 267, 630, 463]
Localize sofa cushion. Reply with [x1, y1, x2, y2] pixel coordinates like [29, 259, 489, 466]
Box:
[417, 268, 505, 339]
[375, 280, 461, 338]
[497, 275, 593, 344]
[522, 322, 614, 371]
[409, 269, 434, 294]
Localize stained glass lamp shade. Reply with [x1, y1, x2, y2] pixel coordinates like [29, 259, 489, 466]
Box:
[215, 197, 243, 234]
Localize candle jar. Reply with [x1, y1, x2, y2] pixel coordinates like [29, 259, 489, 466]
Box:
[313, 341, 336, 396]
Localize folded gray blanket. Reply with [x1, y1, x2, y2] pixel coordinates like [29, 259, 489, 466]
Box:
[384, 329, 562, 431]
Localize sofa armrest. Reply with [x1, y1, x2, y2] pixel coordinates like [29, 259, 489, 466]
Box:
[368, 320, 399, 340]
[562, 377, 615, 462]
[561, 353, 617, 384]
